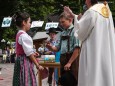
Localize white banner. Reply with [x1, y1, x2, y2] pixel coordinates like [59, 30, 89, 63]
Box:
[1, 17, 12, 27]
[31, 21, 44, 28]
[45, 22, 59, 30]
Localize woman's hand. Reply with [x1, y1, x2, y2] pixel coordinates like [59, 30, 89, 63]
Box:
[36, 65, 44, 76]
[34, 52, 39, 57]
[38, 65, 44, 70]
[36, 65, 44, 70]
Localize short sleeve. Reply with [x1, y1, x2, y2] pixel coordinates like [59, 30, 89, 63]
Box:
[72, 29, 81, 48]
[55, 32, 62, 51]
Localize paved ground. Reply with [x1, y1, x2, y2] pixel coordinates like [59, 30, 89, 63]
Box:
[0, 63, 56, 86]
[0, 63, 14, 86]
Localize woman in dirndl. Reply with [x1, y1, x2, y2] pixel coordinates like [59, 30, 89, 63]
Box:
[13, 12, 44, 86]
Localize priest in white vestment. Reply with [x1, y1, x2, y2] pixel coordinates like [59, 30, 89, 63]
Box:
[64, 0, 115, 86]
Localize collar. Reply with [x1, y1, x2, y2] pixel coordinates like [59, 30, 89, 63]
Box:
[18, 30, 26, 33]
[90, 3, 110, 18]
[64, 24, 74, 31]
[50, 39, 56, 42]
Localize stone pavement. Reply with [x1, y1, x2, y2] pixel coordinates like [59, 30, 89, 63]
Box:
[0, 63, 14, 86]
[0, 63, 56, 86]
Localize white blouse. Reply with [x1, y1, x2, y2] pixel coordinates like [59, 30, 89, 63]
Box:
[18, 30, 34, 56]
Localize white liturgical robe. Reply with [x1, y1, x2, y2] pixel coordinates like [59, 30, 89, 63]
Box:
[74, 3, 115, 86]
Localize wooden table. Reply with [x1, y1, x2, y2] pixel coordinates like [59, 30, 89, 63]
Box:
[38, 62, 60, 86]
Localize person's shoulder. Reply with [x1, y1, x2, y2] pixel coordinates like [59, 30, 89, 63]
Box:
[89, 3, 110, 18]
[17, 30, 26, 34]
[20, 32, 30, 40]
[17, 30, 26, 38]
[84, 8, 94, 14]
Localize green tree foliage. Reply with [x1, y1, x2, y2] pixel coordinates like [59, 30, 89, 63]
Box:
[0, 0, 18, 45]
[0, 0, 115, 44]
[109, 0, 115, 21]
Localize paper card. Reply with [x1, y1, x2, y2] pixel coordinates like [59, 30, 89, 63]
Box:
[1, 17, 12, 27]
[31, 21, 44, 28]
[45, 22, 59, 30]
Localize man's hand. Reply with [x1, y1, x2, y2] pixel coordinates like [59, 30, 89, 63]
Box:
[45, 40, 58, 52]
[64, 62, 71, 71]
[46, 41, 52, 50]
[77, 13, 83, 20]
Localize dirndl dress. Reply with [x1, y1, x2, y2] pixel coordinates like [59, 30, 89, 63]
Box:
[13, 31, 37, 86]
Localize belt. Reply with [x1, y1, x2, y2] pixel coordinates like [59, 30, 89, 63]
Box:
[61, 52, 73, 57]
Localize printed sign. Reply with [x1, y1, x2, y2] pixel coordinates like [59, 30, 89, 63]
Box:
[1, 17, 12, 27]
[31, 21, 44, 28]
[45, 22, 59, 30]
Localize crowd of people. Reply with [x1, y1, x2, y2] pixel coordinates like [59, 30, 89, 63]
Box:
[1, 0, 114, 86]
[2, 46, 15, 63]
